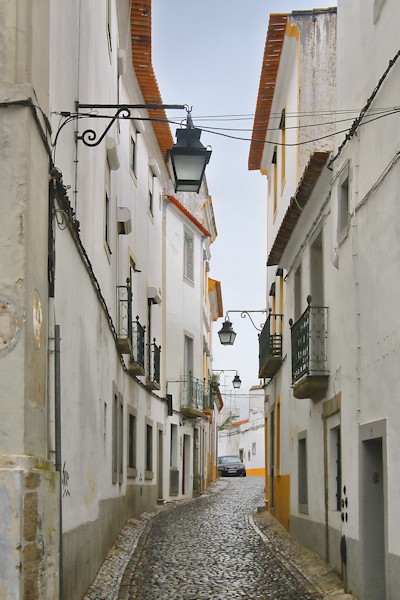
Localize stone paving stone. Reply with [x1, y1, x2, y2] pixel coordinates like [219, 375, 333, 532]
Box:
[83, 478, 357, 600]
[126, 478, 320, 599]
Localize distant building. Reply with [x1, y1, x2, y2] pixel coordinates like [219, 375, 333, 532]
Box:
[218, 385, 265, 476]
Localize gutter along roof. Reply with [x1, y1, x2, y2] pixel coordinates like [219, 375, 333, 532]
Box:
[130, 1, 174, 162]
[267, 151, 330, 266]
[248, 13, 289, 171]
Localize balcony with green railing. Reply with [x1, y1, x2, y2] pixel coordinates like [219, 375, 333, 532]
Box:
[289, 296, 329, 401]
[180, 374, 213, 418]
[258, 310, 284, 378]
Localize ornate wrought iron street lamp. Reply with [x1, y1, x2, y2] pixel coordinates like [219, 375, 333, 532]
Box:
[217, 310, 267, 346]
[167, 112, 212, 193]
[56, 103, 211, 194]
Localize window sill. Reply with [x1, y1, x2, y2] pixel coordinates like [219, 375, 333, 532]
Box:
[130, 169, 138, 186]
[127, 467, 137, 479]
[183, 275, 194, 287]
[298, 503, 309, 515]
[104, 240, 112, 263]
[145, 470, 154, 480]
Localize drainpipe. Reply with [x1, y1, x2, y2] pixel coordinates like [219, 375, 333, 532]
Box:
[55, 324, 63, 599]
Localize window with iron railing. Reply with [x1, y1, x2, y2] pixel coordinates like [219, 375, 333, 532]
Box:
[289, 296, 328, 384]
[132, 316, 145, 370]
[180, 374, 211, 413]
[117, 280, 145, 370]
[258, 311, 283, 378]
[147, 338, 161, 386]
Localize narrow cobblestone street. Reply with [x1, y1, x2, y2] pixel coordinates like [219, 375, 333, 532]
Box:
[85, 477, 354, 600]
[121, 477, 320, 599]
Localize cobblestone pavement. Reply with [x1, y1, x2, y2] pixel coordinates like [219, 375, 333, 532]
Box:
[84, 478, 356, 600]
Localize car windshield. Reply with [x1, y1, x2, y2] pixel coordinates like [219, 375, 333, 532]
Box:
[219, 456, 241, 464]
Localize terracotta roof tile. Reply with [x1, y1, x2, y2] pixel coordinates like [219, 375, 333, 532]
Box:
[248, 14, 289, 171]
[130, 1, 174, 162]
[165, 195, 211, 238]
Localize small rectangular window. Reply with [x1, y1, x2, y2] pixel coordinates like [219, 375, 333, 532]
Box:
[170, 423, 178, 468]
[145, 422, 153, 478]
[298, 432, 308, 513]
[104, 166, 112, 256]
[105, 191, 110, 249]
[148, 169, 154, 216]
[184, 230, 194, 281]
[112, 393, 118, 483]
[337, 166, 350, 243]
[280, 108, 286, 190]
[106, 0, 112, 53]
[130, 132, 137, 176]
[128, 414, 136, 469]
[294, 265, 302, 321]
[112, 384, 124, 484]
[118, 400, 123, 479]
[329, 426, 341, 511]
[127, 406, 137, 479]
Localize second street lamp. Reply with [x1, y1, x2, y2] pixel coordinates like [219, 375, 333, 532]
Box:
[232, 373, 242, 389]
[218, 310, 267, 346]
[212, 369, 241, 389]
[217, 318, 237, 346]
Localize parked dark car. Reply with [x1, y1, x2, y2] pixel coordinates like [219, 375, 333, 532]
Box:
[217, 455, 246, 477]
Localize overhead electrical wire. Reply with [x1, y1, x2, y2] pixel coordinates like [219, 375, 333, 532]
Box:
[191, 107, 400, 147]
[329, 47, 400, 165]
[51, 101, 400, 158]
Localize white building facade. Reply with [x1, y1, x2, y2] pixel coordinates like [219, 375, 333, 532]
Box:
[251, 2, 400, 598]
[218, 386, 265, 477]
[0, 1, 220, 598]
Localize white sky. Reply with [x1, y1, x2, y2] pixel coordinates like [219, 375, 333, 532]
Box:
[152, 0, 337, 417]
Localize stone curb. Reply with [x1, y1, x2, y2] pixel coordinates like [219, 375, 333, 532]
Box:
[251, 508, 357, 600]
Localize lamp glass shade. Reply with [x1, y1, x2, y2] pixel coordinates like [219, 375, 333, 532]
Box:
[218, 320, 236, 346]
[232, 374, 241, 389]
[167, 126, 211, 193]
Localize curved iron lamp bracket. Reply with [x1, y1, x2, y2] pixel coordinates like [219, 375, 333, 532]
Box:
[225, 309, 267, 332]
[75, 102, 188, 147]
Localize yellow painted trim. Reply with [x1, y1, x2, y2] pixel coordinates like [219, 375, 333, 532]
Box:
[264, 415, 269, 507]
[285, 19, 300, 40]
[260, 167, 269, 178]
[276, 397, 281, 475]
[246, 467, 266, 477]
[274, 474, 290, 531]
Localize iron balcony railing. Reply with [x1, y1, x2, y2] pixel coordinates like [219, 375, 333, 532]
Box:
[132, 316, 145, 370]
[289, 296, 329, 384]
[117, 280, 145, 369]
[117, 281, 131, 348]
[203, 385, 214, 412]
[181, 374, 211, 414]
[148, 338, 161, 387]
[258, 311, 283, 378]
